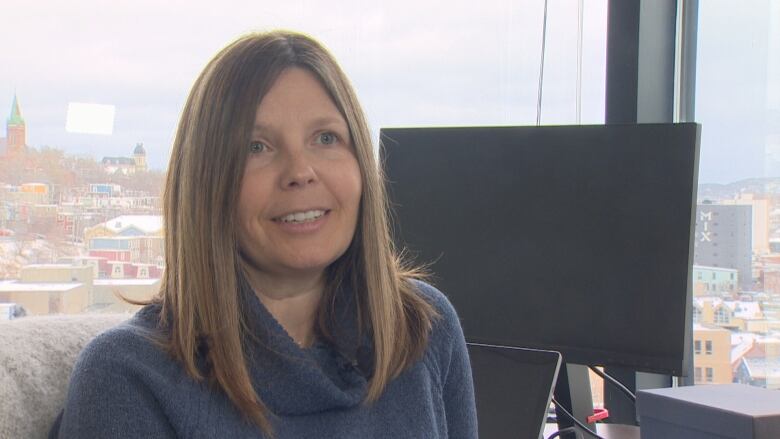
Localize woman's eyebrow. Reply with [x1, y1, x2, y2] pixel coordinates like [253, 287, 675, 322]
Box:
[306, 116, 348, 130]
[252, 116, 346, 135]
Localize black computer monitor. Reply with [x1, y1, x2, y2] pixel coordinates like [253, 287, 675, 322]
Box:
[381, 123, 699, 375]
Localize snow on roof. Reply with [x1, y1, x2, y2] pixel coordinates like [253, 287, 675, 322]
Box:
[694, 298, 764, 319]
[726, 301, 763, 319]
[741, 357, 780, 379]
[693, 323, 723, 332]
[0, 282, 82, 292]
[731, 333, 757, 362]
[102, 215, 162, 234]
[693, 265, 738, 272]
[23, 264, 77, 269]
[94, 279, 160, 286]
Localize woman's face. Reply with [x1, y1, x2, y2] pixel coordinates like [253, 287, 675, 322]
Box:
[236, 67, 362, 285]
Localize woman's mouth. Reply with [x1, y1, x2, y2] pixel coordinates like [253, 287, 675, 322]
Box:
[274, 209, 328, 224]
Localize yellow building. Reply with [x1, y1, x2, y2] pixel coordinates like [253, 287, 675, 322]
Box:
[14, 183, 51, 204]
[0, 281, 89, 315]
[0, 265, 95, 315]
[693, 325, 733, 384]
[693, 298, 767, 332]
[0, 262, 162, 315]
[20, 264, 93, 285]
[91, 278, 160, 313]
[724, 193, 771, 256]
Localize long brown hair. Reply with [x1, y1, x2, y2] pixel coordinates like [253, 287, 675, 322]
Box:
[146, 30, 438, 434]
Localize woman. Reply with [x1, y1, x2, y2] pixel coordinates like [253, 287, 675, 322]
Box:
[52, 30, 477, 438]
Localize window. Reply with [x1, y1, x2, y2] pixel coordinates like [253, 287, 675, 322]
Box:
[0, 2, 609, 319]
[694, 340, 702, 354]
[714, 307, 731, 325]
[692, 1, 780, 394]
[695, 367, 702, 382]
[705, 340, 713, 355]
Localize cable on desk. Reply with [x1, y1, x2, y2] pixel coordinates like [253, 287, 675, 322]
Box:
[551, 398, 606, 439]
[588, 365, 636, 403]
[546, 426, 582, 439]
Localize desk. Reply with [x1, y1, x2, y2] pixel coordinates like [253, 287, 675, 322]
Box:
[543, 423, 640, 438]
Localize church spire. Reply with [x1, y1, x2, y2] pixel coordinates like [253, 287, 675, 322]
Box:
[7, 93, 25, 126]
[5, 92, 27, 154]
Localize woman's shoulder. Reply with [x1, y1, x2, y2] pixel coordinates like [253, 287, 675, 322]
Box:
[408, 279, 459, 323]
[407, 279, 465, 346]
[73, 304, 169, 374]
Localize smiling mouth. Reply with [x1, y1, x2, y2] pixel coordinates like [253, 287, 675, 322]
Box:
[273, 209, 329, 224]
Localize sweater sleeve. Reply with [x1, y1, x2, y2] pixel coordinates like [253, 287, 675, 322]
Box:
[414, 280, 478, 439]
[52, 326, 177, 439]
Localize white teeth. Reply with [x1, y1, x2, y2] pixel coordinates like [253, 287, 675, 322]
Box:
[279, 210, 325, 223]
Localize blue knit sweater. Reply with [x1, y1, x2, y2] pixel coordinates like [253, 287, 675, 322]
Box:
[51, 280, 477, 438]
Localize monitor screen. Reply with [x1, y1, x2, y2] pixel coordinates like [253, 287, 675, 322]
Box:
[381, 123, 699, 375]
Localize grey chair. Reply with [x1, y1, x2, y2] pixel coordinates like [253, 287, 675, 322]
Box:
[0, 313, 130, 439]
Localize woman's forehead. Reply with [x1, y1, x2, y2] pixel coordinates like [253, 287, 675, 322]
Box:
[252, 68, 347, 130]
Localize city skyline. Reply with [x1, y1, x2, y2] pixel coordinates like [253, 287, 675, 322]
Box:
[1, 1, 777, 183]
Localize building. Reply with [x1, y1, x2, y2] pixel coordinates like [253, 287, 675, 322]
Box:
[723, 193, 771, 256]
[18, 183, 51, 204]
[694, 203, 753, 290]
[734, 338, 780, 389]
[0, 262, 160, 315]
[84, 215, 164, 276]
[692, 265, 738, 297]
[100, 156, 137, 175]
[101, 142, 148, 175]
[133, 142, 147, 172]
[692, 297, 767, 333]
[0, 265, 92, 315]
[1, 94, 27, 156]
[89, 183, 122, 197]
[90, 277, 160, 312]
[692, 325, 732, 384]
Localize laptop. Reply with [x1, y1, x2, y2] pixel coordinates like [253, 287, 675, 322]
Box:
[467, 343, 562, 439]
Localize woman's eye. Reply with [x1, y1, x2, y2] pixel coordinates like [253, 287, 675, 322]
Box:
[249, 141, 267, 153]
[317, 132, 338, 145]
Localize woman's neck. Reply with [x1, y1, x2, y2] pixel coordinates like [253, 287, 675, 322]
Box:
[244, 268, 324, 348]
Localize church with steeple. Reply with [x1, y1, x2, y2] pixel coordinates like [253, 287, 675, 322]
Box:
[101, 142, 148, 174]
[1, 93, 27, 156]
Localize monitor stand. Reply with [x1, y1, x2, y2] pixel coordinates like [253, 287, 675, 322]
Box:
[553, 363, 597, 436]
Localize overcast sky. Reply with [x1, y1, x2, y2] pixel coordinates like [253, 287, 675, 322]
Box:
[1, 0, 777, 184]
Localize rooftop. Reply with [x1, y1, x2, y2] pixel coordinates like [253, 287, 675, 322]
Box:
[101, 157, 136, 166]
[23, 264, 79, 269]
[693, 265, 738, 273]
[0, 282, 82, 292]
[7, 94, 24, 126]
[100, 215, 163, 234]
[731, 333, 756, 362]
[94, 278, 160, 286]
[741, 357, 780, 379]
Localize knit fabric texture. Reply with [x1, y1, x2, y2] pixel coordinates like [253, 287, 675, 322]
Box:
[0, 313, 130, 439]
[50, 280, 477, 438]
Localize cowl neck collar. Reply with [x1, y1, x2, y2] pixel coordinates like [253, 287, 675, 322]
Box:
[237, 277, 373, 416]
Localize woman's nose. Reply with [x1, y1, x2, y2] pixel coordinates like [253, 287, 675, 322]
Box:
[280, 149, 318, 189]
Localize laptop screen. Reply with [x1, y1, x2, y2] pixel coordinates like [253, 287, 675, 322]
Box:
[468, 343, 562, 439]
